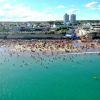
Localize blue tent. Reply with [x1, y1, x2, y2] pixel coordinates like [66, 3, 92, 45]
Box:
[72, 35, 80, 40]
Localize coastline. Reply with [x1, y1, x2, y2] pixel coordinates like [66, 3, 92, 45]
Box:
[0, 39, 100, 56]
[61, 51, 100, 55]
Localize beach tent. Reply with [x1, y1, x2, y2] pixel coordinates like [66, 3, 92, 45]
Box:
[64, 34, 72, 38]
[64, 34, 80, 40]
[72, 35, 80, 40]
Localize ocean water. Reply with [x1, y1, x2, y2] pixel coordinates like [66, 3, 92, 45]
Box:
[0, 50, 100, 100]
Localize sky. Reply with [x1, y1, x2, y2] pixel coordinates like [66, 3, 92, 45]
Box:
[0, 0, 100, 21]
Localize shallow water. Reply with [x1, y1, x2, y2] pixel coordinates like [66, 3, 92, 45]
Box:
[0, 50, 100, 100]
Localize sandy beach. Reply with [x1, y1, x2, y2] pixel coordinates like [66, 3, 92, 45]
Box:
[0, 39, 100, 55]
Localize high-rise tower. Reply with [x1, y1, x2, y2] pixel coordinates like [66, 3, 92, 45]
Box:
[70, 14, 76, 23]
[64, 13, 69, 24]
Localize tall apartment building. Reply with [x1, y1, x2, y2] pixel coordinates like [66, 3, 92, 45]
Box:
[70, 14, 76, 23]
[64, 13, 69, 24]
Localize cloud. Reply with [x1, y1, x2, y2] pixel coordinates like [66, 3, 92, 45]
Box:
[97, 5, 100, 9]
[46, 8, 53, 10]
[0, 3, 62, 21]
[85, 1, 100, 10]
[85, 1, 98, 8]
[0, 0, 6, 2]
[2, 4, 14, 9]
[0, 0, 16, 2]
[66, 8, 79, 14]
[43, 7, 53, 13]
[56, 5, 66, 9]
[43, 5, 66, 13]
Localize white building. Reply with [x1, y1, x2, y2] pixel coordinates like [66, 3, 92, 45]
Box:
[52, 23, 65, 28]
[90, 24, 100, 31]
[76, 29, 90, 36]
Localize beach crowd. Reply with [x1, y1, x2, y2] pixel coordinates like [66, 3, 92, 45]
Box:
[0, 39, 100, 54]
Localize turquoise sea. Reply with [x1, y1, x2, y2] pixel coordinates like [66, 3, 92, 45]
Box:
[0, 49, 100, 100]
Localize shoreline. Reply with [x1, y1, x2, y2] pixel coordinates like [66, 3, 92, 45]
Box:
[61, 51, 100, 55]
[1, 46, 100, 56]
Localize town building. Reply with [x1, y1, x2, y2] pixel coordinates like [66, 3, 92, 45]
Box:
[70, 14, 76, 23]
[76, 23, 100, 39]
[52, 23, 65, 28]
[64, 13, 69, 24]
